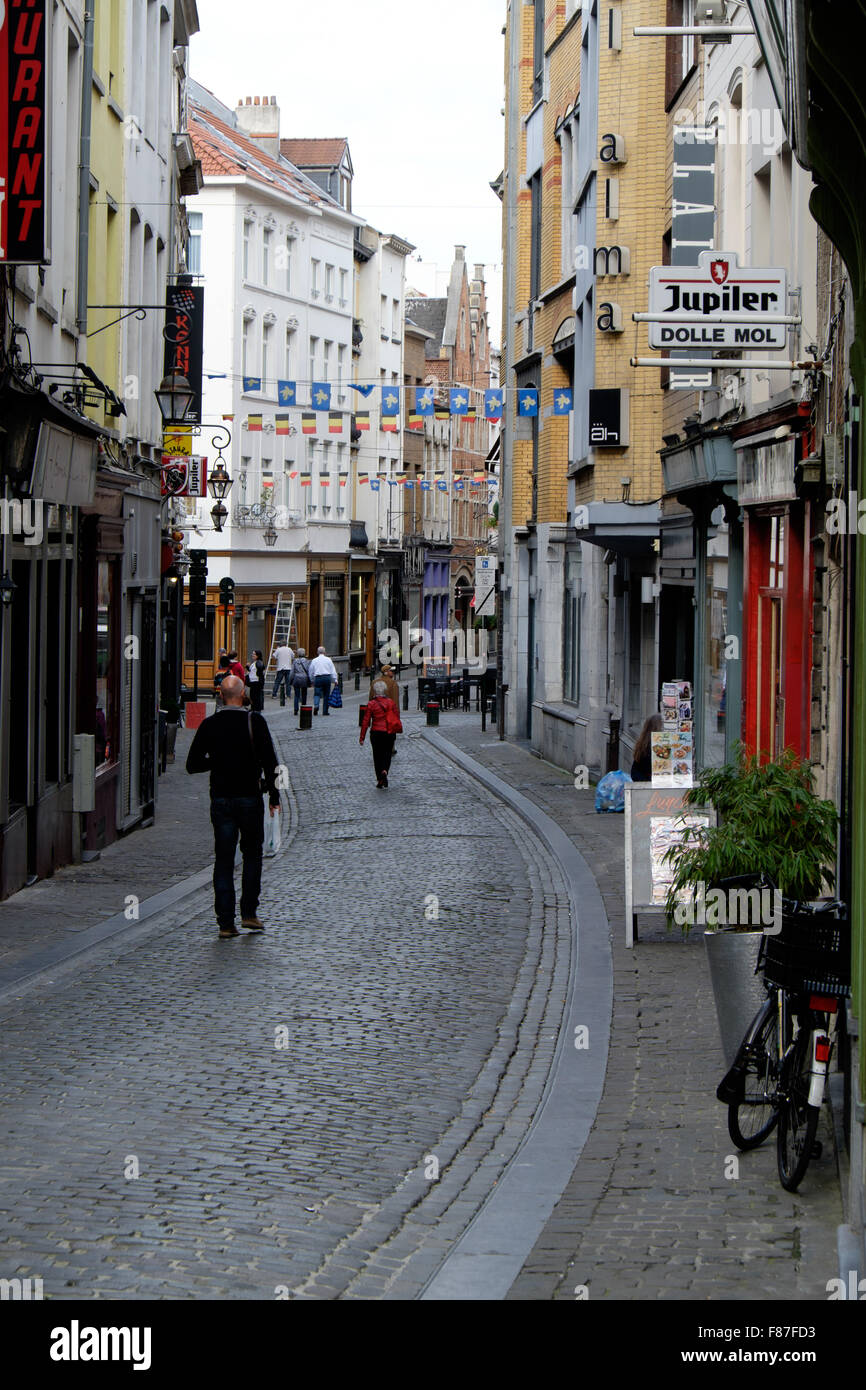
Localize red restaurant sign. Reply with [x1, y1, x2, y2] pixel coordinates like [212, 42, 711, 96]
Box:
[0, 0, 49, 264]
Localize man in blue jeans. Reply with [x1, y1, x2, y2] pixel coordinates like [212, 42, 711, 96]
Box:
[307, 645, 339, 716]
[186, 676, 281, 938]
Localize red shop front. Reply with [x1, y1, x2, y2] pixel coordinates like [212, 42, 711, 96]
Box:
[736, 426, 813, 763]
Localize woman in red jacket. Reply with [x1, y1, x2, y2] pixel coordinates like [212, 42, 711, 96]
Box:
[360, 680, 402, 788]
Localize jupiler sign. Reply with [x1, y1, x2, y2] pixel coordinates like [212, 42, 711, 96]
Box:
[648, 251, 788, 349]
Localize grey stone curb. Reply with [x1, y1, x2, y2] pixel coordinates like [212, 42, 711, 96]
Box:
[416, 729, 613, 1300]
[0, 729, 296, 1005]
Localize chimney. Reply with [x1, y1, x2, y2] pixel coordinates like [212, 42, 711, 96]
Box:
[455, 244, 466, 260]
[474, 263, 485, 282]
[235, 94, 281, 159]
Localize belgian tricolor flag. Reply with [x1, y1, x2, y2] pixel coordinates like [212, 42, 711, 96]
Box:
[246, 414, 263, 432]
[407, 412, 423, 431]
[275, 415, 290, 436]
[355, 412, 370, 432]
[301, 413, 316, 435]
[329, 412, 343, 435]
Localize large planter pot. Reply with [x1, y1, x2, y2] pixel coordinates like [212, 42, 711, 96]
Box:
[703, 930, 765, 1067]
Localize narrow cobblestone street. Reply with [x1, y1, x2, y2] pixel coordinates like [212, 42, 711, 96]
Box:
[0, 697, 576, 1299]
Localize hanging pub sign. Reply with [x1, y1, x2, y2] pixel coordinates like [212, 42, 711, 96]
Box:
[160, 455, 208, 498]
[163, 282, 204, 423]
[1, 0, 50, 264]
[588, 388, 629, 448]
[648, 251, 789, 349]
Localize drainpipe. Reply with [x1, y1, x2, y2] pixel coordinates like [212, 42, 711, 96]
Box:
[76, 7, 95, 337]
[499, 1, 520, 738]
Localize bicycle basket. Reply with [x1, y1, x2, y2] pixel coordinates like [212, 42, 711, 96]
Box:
[760, 908, 851, 997]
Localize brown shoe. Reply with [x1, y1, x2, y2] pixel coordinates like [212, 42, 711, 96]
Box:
[219, 926, 239, 938]
[241, 916, 265, 931]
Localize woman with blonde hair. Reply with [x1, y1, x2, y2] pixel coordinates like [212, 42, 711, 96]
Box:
[360, 679, 402, 788]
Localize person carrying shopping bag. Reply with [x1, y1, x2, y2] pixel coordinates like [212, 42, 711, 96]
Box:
[360, 680, 402, 788]
[289, 648, 312, 715]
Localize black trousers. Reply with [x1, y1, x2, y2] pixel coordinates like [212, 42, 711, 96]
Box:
[370, 731, 395, 780]
[248, 682, 264, 711]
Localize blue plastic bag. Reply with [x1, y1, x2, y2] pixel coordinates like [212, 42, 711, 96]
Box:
[329, 681, 343, 709]
[594, 769, 631, 813]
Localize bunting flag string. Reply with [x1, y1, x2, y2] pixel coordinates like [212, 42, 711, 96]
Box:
[277, 380, 296, 405]
[355, 412, 370, 431]
[328, 412, 343, 435]
[275, 414, 291, 435]
[311, 382, 331, 410]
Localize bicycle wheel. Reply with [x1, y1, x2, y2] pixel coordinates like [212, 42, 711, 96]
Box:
[777, 1031, 821, 1191]
[728, 1004, 780, 1150]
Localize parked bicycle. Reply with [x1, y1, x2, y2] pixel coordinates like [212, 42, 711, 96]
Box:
[716, 882, 849, 1192]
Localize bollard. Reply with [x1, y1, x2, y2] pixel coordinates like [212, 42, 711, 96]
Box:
[359, 703, 368, 728]
[279, 685, 286, 707]
[299, 705, 312, 730]
[402, 685, 408, 711]
[338, 673, 344, 693]
[481, 699, 486, 733]
[426, 701, 440, 727]
[354, 671, 360, 691]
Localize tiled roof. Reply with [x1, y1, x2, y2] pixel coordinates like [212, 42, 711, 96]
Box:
[189, 103, 337, 207]
[280, 138, 348, 168]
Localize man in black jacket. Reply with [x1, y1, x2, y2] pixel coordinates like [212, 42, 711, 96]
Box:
[186, 675, 281, 938]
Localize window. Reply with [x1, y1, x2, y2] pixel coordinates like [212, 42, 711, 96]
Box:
[243, 219, 253, 280]
[392, 298, 400, 338]
[309, 336, 318, 387]
[337, 344, 346, 400]
[187, 211, 202, 274]
[323, 576, 344, 654]
[325, 263, 334, 298]
[529, 170, 542, 304]
[262, 227, 271, 285]
[533, 0, 545, 104]
[242, 318, 251, 378]
[262, 321, 272, 389]
[563, 547, 582, 702]
[323, 339, 332, 380]
[339, 267, 348, 305]
[311, 258, 321, 295]
[381, 294, 388, 335]
[284, 236, 293, 292]
[285, 325, 295, 377]
[350, 575, 364, 649]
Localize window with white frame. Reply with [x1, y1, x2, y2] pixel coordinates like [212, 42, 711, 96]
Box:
[243, 219, 253, 280]
[311, 258, 321, 295]
[242, 318, 252, 378]
[285, 325, 295, 377]
[325, 263, 334, 298]
[262, 227, 272, 285]
[187, 211, 202, 274]
[392, 298, 400, 338]
[339, 267, 348, 306]
[323, 339, 332, 381]
[284, 235, 293, 292]
[262, 321, 272, 391]
[337, 344, 346, 401]
[309, 336, 318, 389]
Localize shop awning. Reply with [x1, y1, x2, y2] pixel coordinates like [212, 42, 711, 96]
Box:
[573, 500, 660, 556]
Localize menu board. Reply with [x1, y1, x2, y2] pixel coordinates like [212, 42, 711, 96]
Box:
[624, 784, 716, 946]
[653, 679, 694, 786]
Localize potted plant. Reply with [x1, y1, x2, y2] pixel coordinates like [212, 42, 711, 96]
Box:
[663, 747, 837, 1064]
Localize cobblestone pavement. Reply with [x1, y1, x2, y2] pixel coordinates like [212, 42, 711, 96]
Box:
[0, 695, 577, 1299]
[435, 721, 843, 1302]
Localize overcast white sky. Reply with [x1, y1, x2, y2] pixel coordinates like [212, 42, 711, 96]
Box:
[190, 0, 505, 344]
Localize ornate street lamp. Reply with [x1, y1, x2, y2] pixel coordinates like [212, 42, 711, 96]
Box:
[154, 371, 194, 425]
[0, 571, 17, 607]
[263, 521, 278, 547]
[208, 460, 233, 500]
[210, 500, 228, 532]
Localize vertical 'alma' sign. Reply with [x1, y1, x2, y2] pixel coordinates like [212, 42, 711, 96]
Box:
[0, 0, 50, 264]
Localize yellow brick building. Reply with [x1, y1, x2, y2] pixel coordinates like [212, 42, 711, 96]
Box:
[500, 0, 668, 772]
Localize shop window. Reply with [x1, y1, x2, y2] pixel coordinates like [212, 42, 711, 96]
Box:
[96, 560, 116, 767]
[350, 574, 365, 650]
[323, 576, 344, 654]
[563, 546, 582, 703]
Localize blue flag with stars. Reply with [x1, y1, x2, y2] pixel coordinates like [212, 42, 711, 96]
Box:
[415, 386, 435, 415]
[518, 389, 538, 416]
[381, 385, 400, 416]
[553, 388, 573, 415]
[449, 388, 469, 415]
[277, 380, 296, 405]
[311, 382, 331, 410]
[484, 389, 503, 420]
[243, 376, 261, 393]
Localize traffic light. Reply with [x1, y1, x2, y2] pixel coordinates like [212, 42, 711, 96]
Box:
[188, 602, 208, 630]
[189, 573, 206, 606]
[189, 549, 208, 573]
[219, 577, 235, 603]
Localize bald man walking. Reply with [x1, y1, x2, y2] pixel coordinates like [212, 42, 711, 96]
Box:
[186, 675, 281, 938]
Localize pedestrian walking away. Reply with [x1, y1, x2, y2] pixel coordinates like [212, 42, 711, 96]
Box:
[308, 646, 338, 716]
[360, 680, 403, 787]
[368, 663, 400, 707]
[186, 675, 281, 938]
[213, 653, 232, 706]
[272, 641, 295, 700]
[289, 648, 312, 714]
[247, 650, 265, 711]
